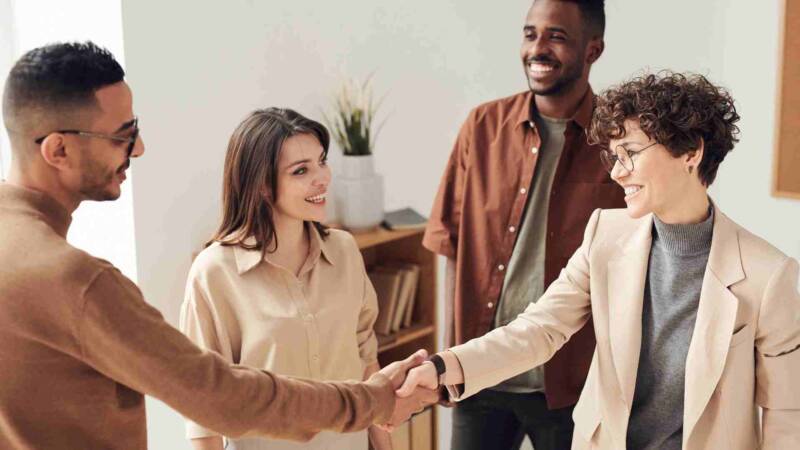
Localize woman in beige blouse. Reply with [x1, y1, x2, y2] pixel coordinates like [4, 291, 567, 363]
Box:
[180, 108, 392, 450]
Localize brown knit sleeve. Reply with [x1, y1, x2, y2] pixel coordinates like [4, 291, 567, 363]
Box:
[76, 266, 394, 441]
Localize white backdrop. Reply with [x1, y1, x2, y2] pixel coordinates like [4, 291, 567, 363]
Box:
[120, 1, 800, 448]
[1, 1, 797, 449]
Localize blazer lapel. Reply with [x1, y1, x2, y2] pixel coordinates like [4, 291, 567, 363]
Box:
[682, 208, 745, 446]
[607, 214, 653, 409]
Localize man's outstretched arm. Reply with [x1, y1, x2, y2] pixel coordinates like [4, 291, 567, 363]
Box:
[77, 266, 432, 441]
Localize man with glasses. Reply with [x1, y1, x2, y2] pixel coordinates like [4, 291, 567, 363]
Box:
[31, 116, 139, 202]
[423, 1, 624, 448]
[0, 41, 436, 449]
[33, 116, 139, 160]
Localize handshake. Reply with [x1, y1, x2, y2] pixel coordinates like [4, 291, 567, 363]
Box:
[374, 349, 449, 431]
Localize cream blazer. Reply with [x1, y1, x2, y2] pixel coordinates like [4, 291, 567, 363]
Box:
[449, 206, 800, 450]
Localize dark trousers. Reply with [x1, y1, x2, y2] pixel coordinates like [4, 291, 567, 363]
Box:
[451, 390, 574, 450]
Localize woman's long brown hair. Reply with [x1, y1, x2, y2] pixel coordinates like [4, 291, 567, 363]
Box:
[207, 108, 329, 257]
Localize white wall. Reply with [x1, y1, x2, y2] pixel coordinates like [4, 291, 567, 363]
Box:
[1, 1, 794, 449]
[122, 0, 532, 324]
[596, 0, 725, 89]
[712, 0, 800, 262]
[0, 0, 13, 178]
[116, 1, 798, 449]
[120, 2, 528, 447]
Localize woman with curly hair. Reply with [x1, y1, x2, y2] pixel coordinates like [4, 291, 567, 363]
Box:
[398, 72, 800, 450]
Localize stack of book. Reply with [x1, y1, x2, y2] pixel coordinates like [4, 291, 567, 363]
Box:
[381, 207, 427, 231]
[367, 262, 421, 336]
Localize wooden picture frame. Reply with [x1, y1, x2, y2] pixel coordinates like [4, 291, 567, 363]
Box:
[774, 0, 800, 199]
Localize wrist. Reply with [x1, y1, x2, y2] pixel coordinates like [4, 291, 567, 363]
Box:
[439, 350, 461, 385]
[421, 360, 437, 377]
[426, 354, 446, 387]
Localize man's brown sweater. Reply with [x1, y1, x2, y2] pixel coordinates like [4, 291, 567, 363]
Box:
[0, 183, 394, 449]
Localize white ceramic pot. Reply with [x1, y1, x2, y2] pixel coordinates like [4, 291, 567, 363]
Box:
[334, 155, 384, 231]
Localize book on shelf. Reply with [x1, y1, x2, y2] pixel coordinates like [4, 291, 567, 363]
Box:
[402, 266, 419, 328]
[369, 262, 421, 336]
[368, 269, 402, 335]
[388, 263, 419, 328]
[382, 207, 427, 230]
[379, 263, 420, 332]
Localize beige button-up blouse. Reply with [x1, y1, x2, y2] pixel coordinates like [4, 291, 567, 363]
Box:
[180, 226, 379, 449]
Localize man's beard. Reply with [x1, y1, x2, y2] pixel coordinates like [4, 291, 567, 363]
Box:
[79, 157, 128, 201]
[526, 56, 585, 96]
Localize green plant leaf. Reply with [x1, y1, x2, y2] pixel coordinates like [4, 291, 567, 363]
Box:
[323, 74, 387, 156]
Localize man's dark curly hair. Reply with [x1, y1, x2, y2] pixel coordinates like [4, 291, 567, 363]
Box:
[588, 71, 741, 186]
[3, 41, 124, 136]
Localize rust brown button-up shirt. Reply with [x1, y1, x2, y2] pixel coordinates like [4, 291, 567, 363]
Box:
[423, 89, 625, 408]
[0, 183, 394, 450]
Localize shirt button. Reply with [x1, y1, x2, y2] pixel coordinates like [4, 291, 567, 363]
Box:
[498, 264, 505, 271]
[531, 146, 539, 154]
[509, 226, 516, 233]
[520, 188, 527, 195]
[312, 355, 319, 361]
[487, 302, 494, 308]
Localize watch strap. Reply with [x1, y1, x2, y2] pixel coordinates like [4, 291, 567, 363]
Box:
[428, 353, 447, 388]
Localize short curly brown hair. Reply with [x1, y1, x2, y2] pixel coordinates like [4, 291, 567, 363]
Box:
[589, 71, 741, 186]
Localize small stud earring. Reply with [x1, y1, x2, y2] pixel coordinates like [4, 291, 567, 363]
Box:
[688, 166, 694, 174]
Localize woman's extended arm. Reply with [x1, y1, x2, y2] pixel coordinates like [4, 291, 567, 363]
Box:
[398, 208, 603, 400]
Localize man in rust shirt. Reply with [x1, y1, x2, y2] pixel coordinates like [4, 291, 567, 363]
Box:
[0, 42, 436, 449]
[424, 1, 624, 449]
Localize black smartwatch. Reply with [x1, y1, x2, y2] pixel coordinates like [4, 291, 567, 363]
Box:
[428, 354, 447, 387]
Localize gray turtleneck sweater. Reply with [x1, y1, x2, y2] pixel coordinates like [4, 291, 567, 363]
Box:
[626, 209, 714, 450]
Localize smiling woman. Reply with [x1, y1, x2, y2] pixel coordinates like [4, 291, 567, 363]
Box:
[207, 108, 332, 259]
[397, 70, 800, 450]
[589, 71, 741, 223]
[590, 71, 740, 186]
[179, 108, 393, 450]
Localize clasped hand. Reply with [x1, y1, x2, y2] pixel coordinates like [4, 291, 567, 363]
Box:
[375, 349, 440, 432]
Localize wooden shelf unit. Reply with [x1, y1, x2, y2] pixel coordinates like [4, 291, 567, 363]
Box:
[353, 226, 437, 450]
[377, 323, 436, 353]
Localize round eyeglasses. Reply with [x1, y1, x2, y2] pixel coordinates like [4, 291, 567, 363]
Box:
[599, 142, 658, 173]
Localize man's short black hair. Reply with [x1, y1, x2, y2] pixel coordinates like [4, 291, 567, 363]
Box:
[538, 0, 605, 39]
[2, 41, 125, 136]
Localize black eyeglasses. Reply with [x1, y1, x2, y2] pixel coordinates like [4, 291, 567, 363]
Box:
[599, 142, 658, 173]
[34, 117, 140, 157]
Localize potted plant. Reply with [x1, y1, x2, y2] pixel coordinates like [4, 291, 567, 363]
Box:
[324, 76, 387, 231]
